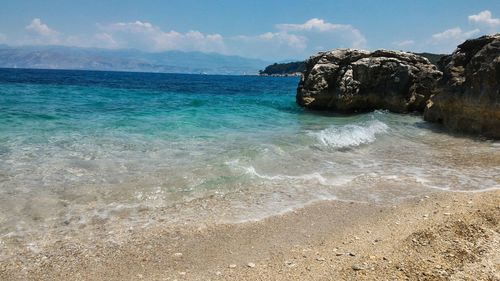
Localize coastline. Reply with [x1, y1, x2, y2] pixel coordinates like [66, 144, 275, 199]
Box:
[1, 188, 498, 280]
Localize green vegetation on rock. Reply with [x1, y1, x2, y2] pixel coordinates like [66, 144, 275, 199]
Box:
[259, 61, 306, 76]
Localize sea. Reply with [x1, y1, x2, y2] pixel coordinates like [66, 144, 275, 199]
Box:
[0, 68, 499, 255]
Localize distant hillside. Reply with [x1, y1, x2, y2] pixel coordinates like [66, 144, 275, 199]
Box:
[259, 61, 305, 76]
[0, 45, 269, 75]
[413, 52, 447, 66]
[259, 52, 446, 76]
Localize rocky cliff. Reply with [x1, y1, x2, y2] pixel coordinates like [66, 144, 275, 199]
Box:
[296, 49, 442, 113]
[424, 34, 500, 138]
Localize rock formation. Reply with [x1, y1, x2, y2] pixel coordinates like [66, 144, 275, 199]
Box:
[296, 49, 442, 113]
[424, 34, 500, 138]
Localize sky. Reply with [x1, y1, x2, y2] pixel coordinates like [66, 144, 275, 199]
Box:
[0, 0, 499, 61]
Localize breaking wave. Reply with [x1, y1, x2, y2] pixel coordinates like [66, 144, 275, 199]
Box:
[309, 120, 389, 148]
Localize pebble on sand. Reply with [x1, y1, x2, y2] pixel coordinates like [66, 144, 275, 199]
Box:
[352, 265, 365, 271]
[229, 264, 237, 268]
[247, 262, 256, 268]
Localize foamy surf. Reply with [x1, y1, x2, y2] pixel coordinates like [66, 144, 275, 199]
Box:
[226, 159, 354, 186]
[309, 120, 389, 148]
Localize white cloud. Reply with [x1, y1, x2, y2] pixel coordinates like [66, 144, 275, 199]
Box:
[24, 18, 60, 45]
[431, 27, 480, 41]
[277, 18, 351, 32]
[231, 18, 367, 59]
[276, 18, 367, 48]
[419, 9, 498, 53]
[468, 10, 500, 27]
[100, 21, 227, 53]
[235, 31, 307, 50]
[26, 18, 59, 37]
[232, 32, 307, 60]
[92, 18, 366, 60]
[393, 40, 415, 48]
[427, 27, 480, 53]
[9, 17, 366, 60]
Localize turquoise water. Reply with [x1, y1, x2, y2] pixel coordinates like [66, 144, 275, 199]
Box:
[0, 68, 499, 244]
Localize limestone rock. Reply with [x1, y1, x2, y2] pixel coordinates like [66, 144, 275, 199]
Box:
[424, 34, 500, 138]
[296, 49, 442, 113]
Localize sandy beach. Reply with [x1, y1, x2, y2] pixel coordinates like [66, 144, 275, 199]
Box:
[0, 188, 498, 280]
[1, 1, 499, 280]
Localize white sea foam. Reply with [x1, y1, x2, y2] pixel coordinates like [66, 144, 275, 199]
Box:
[309, 120, 389, 148]
[226, 159, 353, 186]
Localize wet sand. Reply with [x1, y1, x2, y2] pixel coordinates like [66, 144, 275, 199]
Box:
[1, 189, 499, 280]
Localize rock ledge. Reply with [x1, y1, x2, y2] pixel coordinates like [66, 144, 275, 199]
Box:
[297, 49, 442, 113]
[424, 34, 500, 138]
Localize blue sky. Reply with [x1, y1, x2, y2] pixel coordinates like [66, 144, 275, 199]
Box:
[0, 0, 499, 60]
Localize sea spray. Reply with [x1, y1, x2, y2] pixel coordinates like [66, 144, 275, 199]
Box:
[309, 120, 389, 148]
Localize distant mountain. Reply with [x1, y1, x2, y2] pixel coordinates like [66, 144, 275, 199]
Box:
[0, 45, 270, 75]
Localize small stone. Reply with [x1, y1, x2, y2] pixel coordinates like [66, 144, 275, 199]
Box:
[348, 252, 356, 257]
[423, 214, 428, 218]
[369, 255, 376, 259]
[172, 252, 183, 257]
[444, 213, 452, 216]
[316, 257, 326, 261]
[352, 265, 365, 271]
[424, 196, 430, 199]
[179, 272, 186, 276]
[215, 271, 222, 276]
[335, 252, 344, 256]
[247, 262, 256, 268]
[229, 264, 237, 268]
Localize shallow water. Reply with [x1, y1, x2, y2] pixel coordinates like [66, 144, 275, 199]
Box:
[0, 68, 499, 245]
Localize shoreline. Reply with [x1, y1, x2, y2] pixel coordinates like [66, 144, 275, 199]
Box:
[1, 188, 498, 280]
